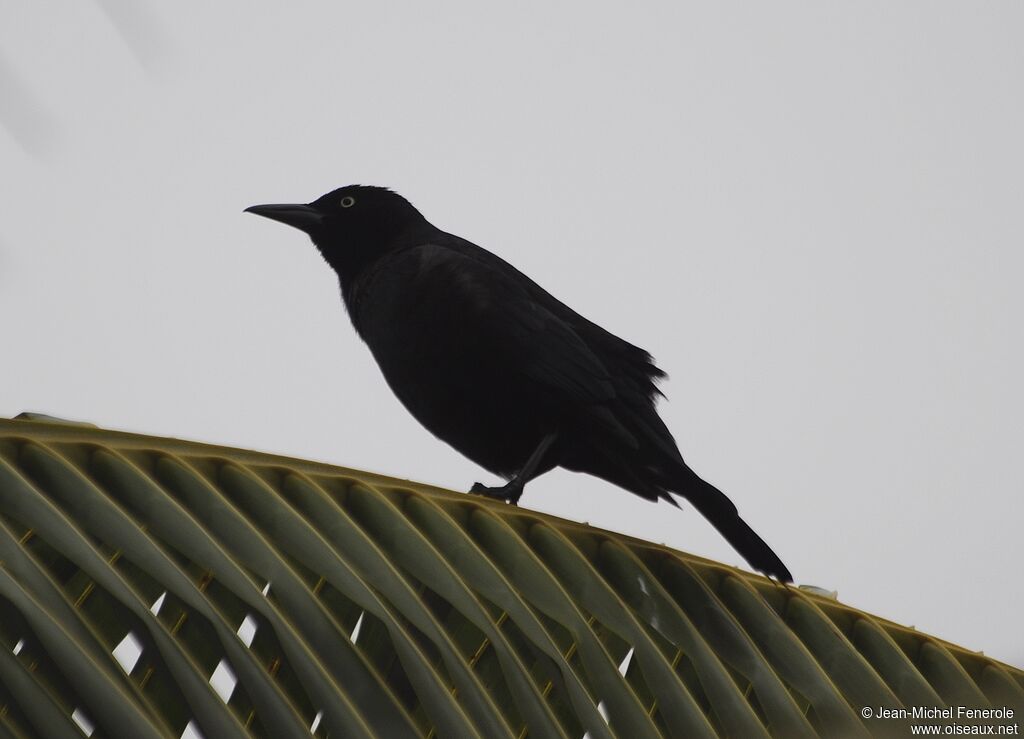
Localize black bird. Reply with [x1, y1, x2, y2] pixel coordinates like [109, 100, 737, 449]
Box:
[246, 185, 792, 581]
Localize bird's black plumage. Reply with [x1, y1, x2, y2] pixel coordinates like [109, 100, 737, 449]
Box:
[246, 185, 792, 581]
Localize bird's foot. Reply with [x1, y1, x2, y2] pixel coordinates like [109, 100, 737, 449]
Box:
[469, 480, 523, 505]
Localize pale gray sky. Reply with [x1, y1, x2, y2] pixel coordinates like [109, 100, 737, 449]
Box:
[2, 2, 1021, 668]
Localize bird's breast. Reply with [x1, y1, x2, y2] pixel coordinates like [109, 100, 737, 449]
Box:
[351, 290, 554, 475]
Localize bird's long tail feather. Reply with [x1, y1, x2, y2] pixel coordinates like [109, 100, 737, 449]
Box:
[673, 472, 793, 582]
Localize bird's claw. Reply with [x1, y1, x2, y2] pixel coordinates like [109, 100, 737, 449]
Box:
[469, 481, 522, 505]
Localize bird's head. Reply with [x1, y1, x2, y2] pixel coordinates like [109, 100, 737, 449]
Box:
[245, 185, 428, 281]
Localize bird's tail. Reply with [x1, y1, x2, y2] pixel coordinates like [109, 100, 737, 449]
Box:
[671, 469, 793, 582]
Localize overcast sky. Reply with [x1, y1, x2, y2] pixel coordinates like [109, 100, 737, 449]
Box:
[2, 2, 1021, 669]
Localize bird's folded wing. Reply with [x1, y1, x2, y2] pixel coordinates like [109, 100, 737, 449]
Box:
[412, 244, 637, 444]
[437, 233, 668, 402]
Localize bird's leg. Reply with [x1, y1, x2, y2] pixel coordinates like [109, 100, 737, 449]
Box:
[470, 433, 557, 505]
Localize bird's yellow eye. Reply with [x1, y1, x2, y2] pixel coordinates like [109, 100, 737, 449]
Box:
[340, 196, 356, 208]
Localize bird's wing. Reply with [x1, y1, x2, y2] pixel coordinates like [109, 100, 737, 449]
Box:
[436, 233, 667, 400]
[410, 243, 638, 445]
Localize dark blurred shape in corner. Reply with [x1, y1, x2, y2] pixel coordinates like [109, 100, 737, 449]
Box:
[93, 0, 170, 71]
[0, 53, 58, 158]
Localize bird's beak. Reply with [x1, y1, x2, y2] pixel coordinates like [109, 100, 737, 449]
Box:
[244, 203, 324, 233]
